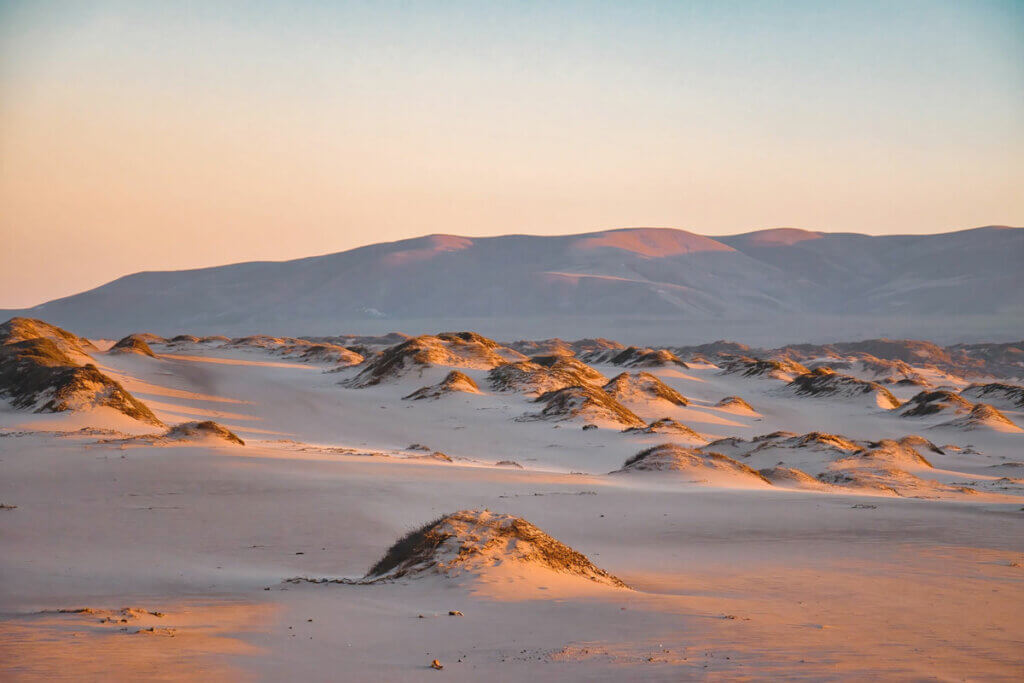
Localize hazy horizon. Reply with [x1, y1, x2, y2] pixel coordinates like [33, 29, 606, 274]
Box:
[4, 223, 1020, 310]
[2, 0, 1022, 307]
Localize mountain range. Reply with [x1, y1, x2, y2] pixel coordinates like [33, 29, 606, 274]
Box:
[8, 226, 1022, 343]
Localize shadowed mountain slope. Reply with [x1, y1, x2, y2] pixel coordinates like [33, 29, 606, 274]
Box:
[5, 226, 1021, 339]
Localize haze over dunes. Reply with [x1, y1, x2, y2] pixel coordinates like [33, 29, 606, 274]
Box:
[6, 226, 1021, 343]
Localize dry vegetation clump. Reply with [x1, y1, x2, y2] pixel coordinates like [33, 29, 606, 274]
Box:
[109, 334, 158, 357]
[488, 358, 605, 396]
[616, 443, 772, 484]
[589, 346, 687, 368]
[715, 395, 755, 412]
[708, 431, 861, 459]
[530, 355, 608, 386]
[0, 334, 163, 426]
[758, 466, 828, 489]
[404, 370, 481, 400]
[935, 403, 1022, 432]
[228, 335, 363, 366]
[507, 338, 576, 357]
[960, 383, 1024, 410]
[720, 356, 810, 380]
[524, 385, 645, 428]
[570, 338, 626, 355]
[622, 418, 703, 440]
[889, 435, 945, 455]
[602, 372, 688, 406]
[786, 368, 901, 409]
[0, 317, 98, 358]
[165, 421, 245, 445]
[168, 334, 201, 344]
[785, 432, 863, 453]
[848, 439, 934, 467]
[494, 460, 524, 469]
[363, 509, 626, 587]
[346, 333, 524, 387]
[898, 390, 973, 417]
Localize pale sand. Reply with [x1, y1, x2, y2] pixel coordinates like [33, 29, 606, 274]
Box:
[1, 343, 1022, 679]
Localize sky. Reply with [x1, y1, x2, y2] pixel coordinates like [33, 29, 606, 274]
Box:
[1, 1, 1022, 308]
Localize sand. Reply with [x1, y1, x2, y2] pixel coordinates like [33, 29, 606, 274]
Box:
[1, 341, 1022, 680]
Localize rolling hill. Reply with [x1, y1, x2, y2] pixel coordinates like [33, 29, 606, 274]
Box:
[7, 226, 1021, 342]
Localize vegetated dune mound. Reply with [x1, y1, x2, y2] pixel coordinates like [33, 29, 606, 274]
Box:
[0, 317, 98, 362]
[507, 338, 576, 357]
[130, 333, 168, 344]
[813, 438, 981, 498]
[362, 509, 626, 587]
[226, 335, 364, 367]
[886, 434, 946, 456]
[818, 466, 936, 497]
[706, 431, 862, 461]
[720, 357, 809, 381]
[522, 385, 645, 428]
[897, 390, 973, 417]
[673, 340, 752, 362]
[312, 332, 410, 350]
[622, 418, 705, 441]
[817, 440, 965, 497]
[960, 383, 1024, 410]
[165, 421, 245, 445]
[933, 403, 1022, 433]
[403, 370, 481, 400]
[0, 320, 163, 427]
[488, 357, 606, 396]
[296, 343, 363, 366]
[715, 395, 757, 414]
[893, 377, 932, 390]
[345, 332, 525, 387]
[570, 338, 626, 355]
[603, 372, 688, 407]
[100, 420, 245, 446]
[613, 443, 771, 486]
[851, 438, 935, 468]
[758, 466, 832, 490]
[785, 368, 901, 409]
[701, 431, 797, 457]
[702, 428, 966, 497]
[530, 355, 607, 385]
[109, 334, 158, 357]
[583, 346, 687, 368]
[948, 340, 1024, 378]
[802, 354, 929, 385]
[854, 356, 930, 384]
[164, 334, 229, 346]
